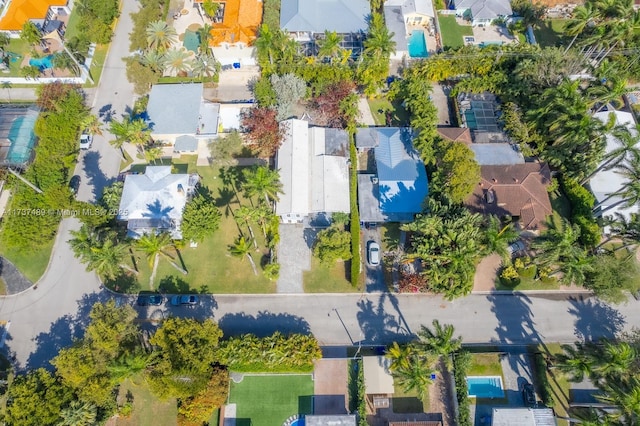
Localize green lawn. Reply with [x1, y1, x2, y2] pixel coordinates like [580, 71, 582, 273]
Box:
[116, 374, 177, 426]
[367, 98, 410, 126]
[228, 374, 314, 426]
[535, 343, 570, 426]
[114, 157, 275, 293]
[533, 19, 568, 47]
[0, 240, 53, 284]
[467, 353, 503, 377]
[87, 44, 109, 87]
[438, 14, 473, 50]
[303, 258, 354, 293]
[495, 274, 560, 291]
[4, 38, 31, 76]
[550, 188, 571, 220]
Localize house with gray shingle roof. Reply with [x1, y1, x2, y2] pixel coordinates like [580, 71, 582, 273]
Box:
[454, 0, 512, 26]
[280, 0, 370, 35]
[146, 83, 220, 150]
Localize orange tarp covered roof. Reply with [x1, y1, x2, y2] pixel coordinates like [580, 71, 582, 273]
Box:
[0, 0, 66, 31]
[197, 0, 262, 46]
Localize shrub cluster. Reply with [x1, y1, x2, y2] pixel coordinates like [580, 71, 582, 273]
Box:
[349, 136, 361, 287]
[532, 352, 555, 407]
[453, 351, 473, 426]
[560, 176, 600, 248]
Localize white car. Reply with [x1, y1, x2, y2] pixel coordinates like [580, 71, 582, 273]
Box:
[79, 133, 93, 150]
[368, 241, 380, 266]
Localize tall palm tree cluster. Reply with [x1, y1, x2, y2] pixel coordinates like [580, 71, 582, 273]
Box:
[556, 338, 640, 424]
[564, 0, 640, 67]
[222, 166, 283, 280]
[385, 320, 462, 399]
[137, 20, 220, 79]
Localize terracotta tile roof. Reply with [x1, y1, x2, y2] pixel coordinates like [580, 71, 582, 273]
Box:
[197, 0, 263, 46]
[465, 163, 552, 231]
[437, 126, 473, 144]
[0, 0, 67, 31]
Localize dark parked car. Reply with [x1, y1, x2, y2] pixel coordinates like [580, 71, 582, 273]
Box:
[136, 293, 163, 306]
[69, 175, 81, 195]
[171, 295, 199, 306]
[522, 382, 537, 406]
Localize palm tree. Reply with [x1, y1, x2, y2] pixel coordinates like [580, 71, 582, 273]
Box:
[234, 205, 259, 249]
[390, 353, 434, 400]
[386, 342, 414, 372]
[317, 31, 343, 61]
[255, 24, 277, 68]
[596, 340, 637, 379]
[557, 254, 594, 286]
[146, 20, 177, 51]
[136, 232, 187, 288]
[198, 23, 213, 54]
[364, 13, 396, 59]
[482, 215, 519, 261]
[69, 227, 133, 280]
[52, 51, 80, 75]
[59, 401, 97, 426]
[107, 351, 150, 383]
[162, 48, 193, 75]
[596, 377, 640, 424]
[143, 145, 163, 164]
[582, 124, 640, 184]
[600, 212, 640, 251]
[80, 114, 103, 136]
[594, 154, 640, 216]
[556, 343, 596, 382]
[416, 320, 462, 370]
[141, 50, 166, 73]
[242, 166, 283, 206]
[109, 117, 151, 156]
[192, 53, 219, 80]
[1, 81, 11, 102]
[229, 236, 258, 275]
[532, 216, 585, 269]
[564, 3, 598, 53]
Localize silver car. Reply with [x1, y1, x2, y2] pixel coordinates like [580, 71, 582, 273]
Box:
[368, 241, 380, 266]
[79, 133, 93, 150]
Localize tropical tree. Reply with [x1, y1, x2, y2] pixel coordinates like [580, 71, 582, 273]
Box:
[69, 226, 132, 280]
[52, 51, 80, 75]
[162, 48, 193, 75]
[317, 30, 343, 61]
[564, 2, 598, 52]
[202, 0, 220, 20]
[532, 216, 586, 272]
[198, 23, 213, 53]
[20, 21, 41, 46]
[234, 205, 259, 249]
[192, 53, 219, 80]
[136, 232, 187, 287]
[594, 154, 640, 216]
[240, 107, 286, 156]
[584, 252, 640, 303]
[556, 342, 596, 383]
[386, 342, 414, 372]
[109, 116, 151, 156]
[141, 49, 166, 73]
[389, 352, 434, 400]
[313, 224, 352, 264]
[241, 165, 283, 206]
[80, 113, 103, 136]
[58, 401, 97, 426]
[582, 124, 640, 184]
[600, 212, 640, 251]
[416, 320, 462, 370]
[181, 191, 222, 243]
[482, 215, 519, 261]
[146, 20, 177, 51]
[229, 236, 258, 275]
[364, 13, 396, 59]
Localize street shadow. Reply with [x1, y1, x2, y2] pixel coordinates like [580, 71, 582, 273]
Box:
[356, 293, 413, 345]
[218, 311, 311, 337]
[98, 104, 114, 122]
[24, 291, 106, 371]
[487, 293, 540, 347]
[568, 296, 625, 341]
[82, 150, 115, 200]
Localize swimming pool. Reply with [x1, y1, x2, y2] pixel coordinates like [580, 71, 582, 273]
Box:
[183, 29, 200, 53]
[290, 419, 304, 426]
[466, 376, 504, 398]
[29, 55, 54, 70]
[6, 112, 38, 165]
[408, 30, 428, 58]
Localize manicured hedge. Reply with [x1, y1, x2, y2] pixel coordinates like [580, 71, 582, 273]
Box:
[532, 352, 555, 407]
[349, 135, 361, 287]
[453, 351, 473, 426]
[560, 176, 600, 248]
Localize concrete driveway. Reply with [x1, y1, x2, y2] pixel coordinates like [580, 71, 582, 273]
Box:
[363, 227, 386, 292]
[431, 83, 452, 125]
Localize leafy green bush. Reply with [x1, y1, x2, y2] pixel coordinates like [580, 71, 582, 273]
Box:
[499, 265, 521, 287]
[560, 176, 600, 248]
[357, 359, 367, 426]
[532, 352, 555, 407]
[453, 351, 473, 426]
[349, 136, 361, 287]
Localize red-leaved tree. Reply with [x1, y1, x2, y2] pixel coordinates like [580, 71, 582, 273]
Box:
[241, 107, 286, 157]
[309, 80, 356, 128]
[398, 272, 428, 293]
[36, 82, 83, 111]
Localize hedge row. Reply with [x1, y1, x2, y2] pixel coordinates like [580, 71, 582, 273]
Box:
[532, 352, 555, 407]
[560, 176, 600, 248]
[349, 135, 361, 287]
[453, 351, 473, 426]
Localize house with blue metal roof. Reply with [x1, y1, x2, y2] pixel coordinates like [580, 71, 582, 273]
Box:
[356, 127, 428, 223]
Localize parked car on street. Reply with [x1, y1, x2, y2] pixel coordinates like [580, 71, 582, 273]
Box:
[522, 382, 537, 407]
[367, 241, 380, 266]
[79, 132, 93, 150]
[69, 175, 81, 195]
[137, 292, 163, 306]
[170, 295, 199, 306]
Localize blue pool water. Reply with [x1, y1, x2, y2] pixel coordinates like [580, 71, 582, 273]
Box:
[290, 419, 304, 426]
[467, 376, 504, 398]
[29, 55, 54, 70]
[408, 30, 428, 58]
[6, 113, 38, 165]
[183, 29, 200, 53]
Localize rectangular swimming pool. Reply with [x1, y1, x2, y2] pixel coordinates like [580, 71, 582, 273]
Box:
[408, 30, 428, 58]
[466, 376, 504, 398]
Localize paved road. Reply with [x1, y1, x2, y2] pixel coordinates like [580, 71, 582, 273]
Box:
[75, 0, 140, 203]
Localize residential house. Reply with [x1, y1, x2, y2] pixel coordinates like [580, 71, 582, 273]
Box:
[454, 0, 513, 26]
[363, 356, 395, 398]
[591, 109, 640, 227]
[0, 0, 69, 37]
[437, 126, 524, 166]
[356, 127, 429, 223]
[491, 407, 556, 426]
[280, 0, 369, 56]
[146, 83, 220, 152]
[118, 166, 199, 239]
[275, 118, 350, 224]
[465, 163, 552, 232]
[194, 0, 262, 66]
[384, 0, 435, 59]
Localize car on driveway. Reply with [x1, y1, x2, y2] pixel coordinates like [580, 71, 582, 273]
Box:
[137, 292, 163, 306]
[522, 382, 537, 407]
[367, 241, 380, 266]
[170, 295, 199, 306]
[79, 132, 93, 150]
[507, 240, 526, 256]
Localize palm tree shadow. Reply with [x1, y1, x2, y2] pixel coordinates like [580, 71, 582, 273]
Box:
[356, 293, 413, 345]
[567, 295, 625, 341]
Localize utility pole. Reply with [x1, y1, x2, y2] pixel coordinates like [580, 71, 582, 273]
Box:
[7, 168, 42, 194]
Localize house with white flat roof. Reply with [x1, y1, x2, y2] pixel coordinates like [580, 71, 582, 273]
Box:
[275, 119, 350, 224]
[591, 110, 640, 227]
